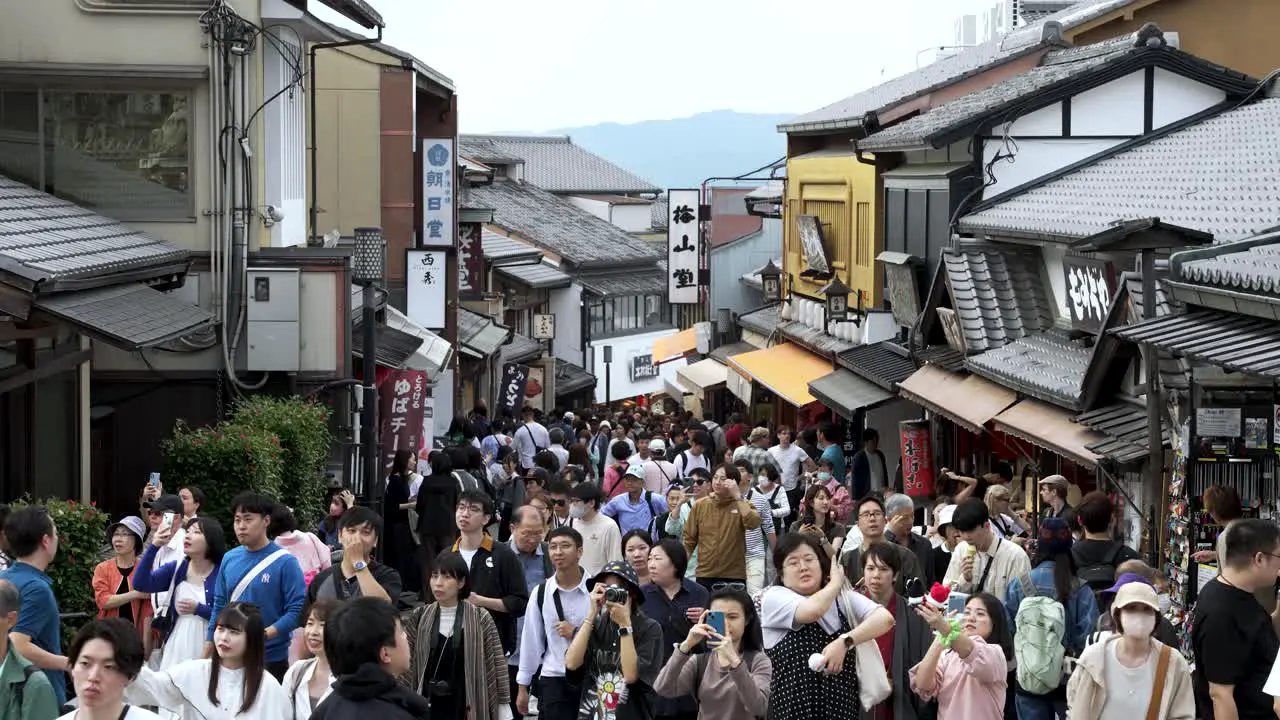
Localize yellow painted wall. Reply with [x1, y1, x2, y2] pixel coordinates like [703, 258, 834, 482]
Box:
[310, 46, 382, 237]
[783, 151, 880, 307]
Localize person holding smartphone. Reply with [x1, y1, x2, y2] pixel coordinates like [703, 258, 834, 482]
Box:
[654, 587, 772, 720]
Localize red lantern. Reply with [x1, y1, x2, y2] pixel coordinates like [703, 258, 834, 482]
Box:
[899, 420, 934, 498]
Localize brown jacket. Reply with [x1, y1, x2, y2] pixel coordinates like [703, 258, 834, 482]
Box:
[682, 495, 761, 580]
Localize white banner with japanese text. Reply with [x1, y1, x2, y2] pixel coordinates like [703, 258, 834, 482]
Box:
[667, 188, 701, 304]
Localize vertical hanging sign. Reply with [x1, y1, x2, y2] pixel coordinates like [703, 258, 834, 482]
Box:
[379, 369, 428, 472]
[422, 138, 455, 249]
[406, 249, 447, 329]
[899, 420, 935, 498]
[667, 188, 701, 304]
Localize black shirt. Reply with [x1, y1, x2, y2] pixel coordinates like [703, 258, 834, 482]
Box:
[307, 562, 404, 604]
[1192, 578, 1280, 719]
[452, 536, 529, 655]
[1071, 538, 1140, 568]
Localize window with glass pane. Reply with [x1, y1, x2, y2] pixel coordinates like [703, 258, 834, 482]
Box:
[0, 88, 192, 219]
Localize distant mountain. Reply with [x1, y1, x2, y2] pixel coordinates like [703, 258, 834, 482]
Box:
[551, 110, 793, 190]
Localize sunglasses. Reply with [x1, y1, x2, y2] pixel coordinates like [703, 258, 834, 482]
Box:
[550, 499, 567, 507]
[692, 478, 708, 485]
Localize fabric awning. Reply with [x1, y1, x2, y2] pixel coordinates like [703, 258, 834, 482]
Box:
[654, 328, 697, 365]
[677, 358, 729, 392]
[728, 343, 831, 408]
[808, 369, 896, 420]
[898, 364, 1017, 434]
[993, 399, 1106, 467]
[34, 284, 215, 351]
[1110, 309, 1280, 378]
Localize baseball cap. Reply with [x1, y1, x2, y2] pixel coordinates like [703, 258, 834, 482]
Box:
[143, 494, 184, 515]
[599, 421, 612, 430]
[1111, 581, 1160, 614]
[936, 504, 957, 528]
[649, 438, 667, 455]
[624, 464, 646, 480]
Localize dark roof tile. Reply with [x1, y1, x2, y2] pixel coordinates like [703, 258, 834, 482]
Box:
[458, 135, 658, 193]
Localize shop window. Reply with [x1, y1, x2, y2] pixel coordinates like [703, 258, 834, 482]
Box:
[0, 88, 193, 220]
[587, 293, 673, 340]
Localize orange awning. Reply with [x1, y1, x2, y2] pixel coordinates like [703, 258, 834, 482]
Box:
[898, 364, 1017, 434]
[993, 399, 1105, 467]
[728, 343, 831, 407]
[653, 328, 697, 365]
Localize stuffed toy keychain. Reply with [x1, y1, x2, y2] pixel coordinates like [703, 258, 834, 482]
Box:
[923, 583, 964, 648]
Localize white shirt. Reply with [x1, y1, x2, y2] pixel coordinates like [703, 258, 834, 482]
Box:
[512, 421, 550, 469]
[550, 445, 569, 471]
[1264, 647, 1280, 696]
[60, 709, 162, 720]
[943, 537, 1031, 602]
[644, 459, 678, 494]
[673, 449, 710, 479]
[280, 658, 335, 720]
[568, 513, 622, 578]
[127, 658, 291, 720]
[768, 444, 810, 491]
[517, 573, 592, 686]
[1099, 641, 1158, 720]
[760, 585, 880, 649]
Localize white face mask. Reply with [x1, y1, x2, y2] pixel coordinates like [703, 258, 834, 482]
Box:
[1157, 593, 1171, 614]
[569, 505, 587, 519]
[1119, 610, 1156, 639]
[758, 475, 772, 487]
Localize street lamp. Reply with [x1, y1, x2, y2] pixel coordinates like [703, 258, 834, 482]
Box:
[759, 258, 782, 303]
[603, 345, 613, 407]
[820, 275, 862, 327]
[353, 227, 385, 500]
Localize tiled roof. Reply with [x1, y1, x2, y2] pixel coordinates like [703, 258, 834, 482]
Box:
[1120, 272, 1188, 390]
[966, 330, 1094, 409]
[496, 260, 572, 290]
[500, 332, 544, 364]
[0, 174, 190, 291]
[480, 229, 542, 263]
[1076, 401, 1169, 463]
[959, 98, 1280, 243]
[1111, 309, 1280, 379]
[458, 135, 659, 194]
[837, 341, 918, 390]
[650, 197, 669, 231]
[459, 137, 524, 164]
[554, 358, 597, 396]
[916, 345, 967, 372]
[575, 194, 652, 206]
[35, 283, 213, 350]
[466, 181, 661, 266]
[351, 316, 425, 370]
[575, 266, 666, 297]
[860, 28, 1251, 152]
[737, 304, 855, 354]
[779, 0, 1150, 133]
[942, 245, 1054, 353]
[457, 307, 510, 357]
[1177, 230, 1280, 294]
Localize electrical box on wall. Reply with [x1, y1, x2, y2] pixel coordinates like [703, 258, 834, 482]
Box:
[246, 269, 300, 371]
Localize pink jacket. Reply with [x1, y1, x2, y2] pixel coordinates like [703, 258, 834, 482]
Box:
[274, 530, 332, 587]
[910, 636, 1008, 720]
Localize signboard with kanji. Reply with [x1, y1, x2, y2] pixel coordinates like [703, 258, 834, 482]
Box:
[379, 369, 428, 472]
[405, 249, 447, 329]
[899, 419, 935, 498]
[1063, 255, 1113, 332]
[630, 352, 660, 382]
[533, 313, 555, 340]
[459, 222, 484, 299]
[421, 138, 454, 248]
[498, 363, 531, 416]
[667, 188, 701, 304]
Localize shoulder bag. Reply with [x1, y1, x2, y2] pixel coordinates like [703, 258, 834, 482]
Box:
[231, 548, 292, 602]
[837, 581, 892, 710]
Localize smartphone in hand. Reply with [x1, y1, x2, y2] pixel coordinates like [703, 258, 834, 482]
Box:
[706, 611, 726, 639]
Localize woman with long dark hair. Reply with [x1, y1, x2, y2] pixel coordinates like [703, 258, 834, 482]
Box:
[788, 484, 848, 549]
[127, 602, 290, 720]
[383, 449, 419, 593]
[909, 592, 1014, 720]
[654, 587, 772, 720]
[1002, 517, 1099, 720]
[416, 450, 461, 586]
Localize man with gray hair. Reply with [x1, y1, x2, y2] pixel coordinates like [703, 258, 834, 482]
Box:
[0, 578, 60, 720]
[884, 492, 936, 587]
[547, 428, 569, 472]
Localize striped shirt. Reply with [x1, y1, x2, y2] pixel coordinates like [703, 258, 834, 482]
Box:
[743, 489, 775, 559]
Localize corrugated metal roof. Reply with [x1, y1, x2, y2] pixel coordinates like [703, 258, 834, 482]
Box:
[554, 358, 596, 396]
[466, 181, 660, 265]
[943, 245, 1054, 353]
[1076, 401, 1168, 463]
[1120, 272, 1188, 390]
[481, 229, 543, 263]
[576, 267, 666, 296]
[457, 307, 510, 358]
[496, 261, 572, 289]
[965, 330, 1095, 409]
[915, 345, 968, 372]
[837, 341, 919, 390]
[34, 283, 213, 350]
[458, 135, 659, 193]
[960, 98, 1280, 243]
[500, 332, 544, 364]
[1110, 309, 1280, 378]
[780, 0, 1155, 134]
[0, 174, 191, 290]
[808, 369, 896, 420]
[351, 317, 425, 370]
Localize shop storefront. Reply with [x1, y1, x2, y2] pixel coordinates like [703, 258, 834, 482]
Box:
[588, 327, 688, 406]
[727, 342, 833, 430]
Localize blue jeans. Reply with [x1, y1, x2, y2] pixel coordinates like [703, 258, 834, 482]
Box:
[1015, 694, 1066, 720]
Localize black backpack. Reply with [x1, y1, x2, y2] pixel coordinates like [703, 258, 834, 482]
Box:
[1073, 542, 1123, 596]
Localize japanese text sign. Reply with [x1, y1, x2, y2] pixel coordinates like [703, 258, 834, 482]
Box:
[667, 188, 701, 304]
[498, 363, 531, 416]
[459, 222, 484, 298]
[533, 313, 555, 340]
[899, 420, 935, 498]
[406, 249, 447, 329]
[630, 352, 660, 382]
[379, 369, 428, 472]
[1062, 256, 1113, 332]
[422, 138, 455, 248]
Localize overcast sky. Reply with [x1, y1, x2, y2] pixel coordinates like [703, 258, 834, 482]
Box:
[311, 0, 1008, 132]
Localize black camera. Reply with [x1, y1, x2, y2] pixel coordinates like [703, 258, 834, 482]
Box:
[428, 680, 452, 697]
[604, 585, 629, 604]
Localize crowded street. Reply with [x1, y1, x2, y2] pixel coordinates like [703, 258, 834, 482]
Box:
[5, 0, 1280, 719]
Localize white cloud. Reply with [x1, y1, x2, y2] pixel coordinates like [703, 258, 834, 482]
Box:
[311, 0, 1010, 132]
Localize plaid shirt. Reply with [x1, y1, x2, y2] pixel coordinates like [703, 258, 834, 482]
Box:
[732, 445, 780, 475]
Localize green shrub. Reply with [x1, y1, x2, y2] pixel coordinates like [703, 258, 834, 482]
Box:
[10, 497, 111, 647]
[230, 396, 332, 530]
[161, 421, 285, 530]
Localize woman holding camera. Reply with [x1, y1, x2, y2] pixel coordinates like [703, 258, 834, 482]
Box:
[566, 560, 664, 720]
[401, 550, 510, 720]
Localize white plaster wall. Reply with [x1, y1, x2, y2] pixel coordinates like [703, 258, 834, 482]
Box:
[567, 196, 611, 222]
[1152, 68, 1227, 129]
[611, 203, 652, 232]
[549, 283, 584, 367]
[1041, 244, 1069, 320]
[983, 138, 1124, 194]
[589, 328, 687, 404]
[1002, 101, 1064, 137]
[1069, 71, 1146, 136]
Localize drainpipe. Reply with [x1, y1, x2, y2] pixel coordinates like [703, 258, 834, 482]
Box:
[308, 27, 384, 245]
